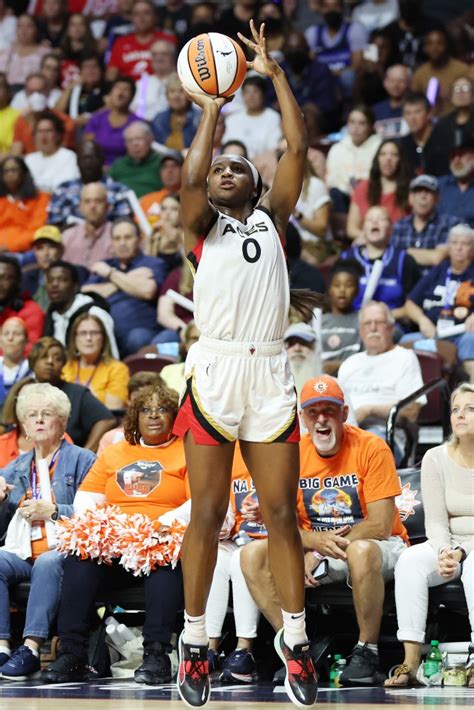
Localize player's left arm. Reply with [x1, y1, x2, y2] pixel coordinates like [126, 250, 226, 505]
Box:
[239, 21, 307, 237]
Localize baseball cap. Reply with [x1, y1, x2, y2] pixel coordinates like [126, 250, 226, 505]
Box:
[284, 322, 317, 343]
[161, 151, 184, 166]
[32, 225, 62, 245]
[301, 376, 345, 409]
[409, 174, 438, 192]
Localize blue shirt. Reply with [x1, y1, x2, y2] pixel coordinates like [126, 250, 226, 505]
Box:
[391, 211, 459, 250]
[86, 251, 166, 337]
[48, 176, 132, 226]
[437, 175, 474, 226]
[274, 59, 338, 114]
[151, 107, 200, 149]
[372, 99, 402, 121]
[408, 259, 474, 325]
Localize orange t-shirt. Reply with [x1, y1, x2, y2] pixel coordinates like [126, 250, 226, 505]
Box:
[79, 437, 189, 520]
[0, 192, 50, 252]
[297, 427, 408, 543]
[13, 111, 76, 154]
[230, 443, 268, 539]
[0, 430, 73, 469]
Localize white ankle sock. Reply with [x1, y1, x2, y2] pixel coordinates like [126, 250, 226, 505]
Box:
[0, 645, 10, 657]
[24, 642, 39, 657]
[358, 641, 378, 655]
[182, 612, 208, 646]
[281, 609, 308, 650]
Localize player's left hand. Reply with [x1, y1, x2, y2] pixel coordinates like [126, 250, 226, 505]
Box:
[238, 20, 280, 79]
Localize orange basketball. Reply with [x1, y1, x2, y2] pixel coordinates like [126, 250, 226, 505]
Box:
[177, 32, 247, 98]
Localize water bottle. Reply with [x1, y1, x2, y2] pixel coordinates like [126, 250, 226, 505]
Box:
[425, 640, 443, 678]
[329, 654, 345, 687]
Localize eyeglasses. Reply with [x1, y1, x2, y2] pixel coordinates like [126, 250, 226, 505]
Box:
[453, 85, 472, 93]
[140, 406, 170, 416]
[25, 410, 57, 420]
[76, 330, 102, 338]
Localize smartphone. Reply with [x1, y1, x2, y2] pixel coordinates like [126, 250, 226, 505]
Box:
[312, 558, 329, 580]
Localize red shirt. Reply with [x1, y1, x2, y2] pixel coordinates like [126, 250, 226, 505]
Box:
[108, 32, 176, 80]
[351, 180, 409, 224]
[0, 298, 45, 355]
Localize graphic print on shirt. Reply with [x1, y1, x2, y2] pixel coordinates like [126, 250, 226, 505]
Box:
[116, 460, 164, 497]
[299, 472, 363, 530]
[232, 478, 267, 538]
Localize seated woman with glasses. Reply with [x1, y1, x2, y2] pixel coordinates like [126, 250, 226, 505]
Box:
[0, 383, 96, 681]
[61, 313, 129, 410]
[41, 383, 189, 686]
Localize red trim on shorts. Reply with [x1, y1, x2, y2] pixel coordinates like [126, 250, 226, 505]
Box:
[284, 418, 300, 443]
[173, 390, 227, 446]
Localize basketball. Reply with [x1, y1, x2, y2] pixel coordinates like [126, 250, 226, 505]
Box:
[177, 32, 247, 98]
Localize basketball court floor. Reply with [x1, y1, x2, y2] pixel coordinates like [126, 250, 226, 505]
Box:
[0, 678, 471, 709]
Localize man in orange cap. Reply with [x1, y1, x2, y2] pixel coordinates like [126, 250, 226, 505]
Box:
[241, 374, 408, 687]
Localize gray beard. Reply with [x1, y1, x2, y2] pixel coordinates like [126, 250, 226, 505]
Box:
[288, 352, 323, 402]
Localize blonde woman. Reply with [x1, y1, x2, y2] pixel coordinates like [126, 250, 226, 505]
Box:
[62, 313, 129, 409]
[0, 383, 95, 681]
[386, 383, 474, 687]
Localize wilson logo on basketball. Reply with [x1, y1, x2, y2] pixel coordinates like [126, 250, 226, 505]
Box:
[178, 32, 247, 98]
[194, 38, 211, 81]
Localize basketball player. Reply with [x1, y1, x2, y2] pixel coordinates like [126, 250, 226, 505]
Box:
[175, 21, 321, 708]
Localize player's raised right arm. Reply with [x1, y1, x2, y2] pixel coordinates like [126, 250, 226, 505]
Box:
[180, 91, 228, 250]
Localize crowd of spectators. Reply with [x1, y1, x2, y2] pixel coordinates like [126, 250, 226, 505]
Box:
[0, 0, 471, 692]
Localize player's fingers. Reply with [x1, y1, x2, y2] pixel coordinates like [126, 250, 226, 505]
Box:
[237, 32, 255, 49]
[249, 19, 259, 41]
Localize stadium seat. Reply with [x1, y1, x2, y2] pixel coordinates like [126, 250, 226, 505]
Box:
[123, 353, 178, 375]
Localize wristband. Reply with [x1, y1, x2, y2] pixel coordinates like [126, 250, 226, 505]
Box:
[312, 550, 324, 561]
[51, 505, 59, 522]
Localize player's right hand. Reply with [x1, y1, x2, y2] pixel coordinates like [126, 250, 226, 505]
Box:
[182, 86, 233, 111]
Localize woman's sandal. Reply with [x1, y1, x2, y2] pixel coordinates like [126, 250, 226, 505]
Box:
[384, 663, 420, 688]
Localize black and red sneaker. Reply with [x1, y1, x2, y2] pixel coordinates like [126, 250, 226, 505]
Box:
[177, 631, 210, 707]
[274, 629, 318, 707]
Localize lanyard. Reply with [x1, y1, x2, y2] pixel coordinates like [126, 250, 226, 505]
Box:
[443, 268, 459, 310]
[358, 244, 393, 282]
[75, 360, 99, 389]
[30, 447, 61, 500]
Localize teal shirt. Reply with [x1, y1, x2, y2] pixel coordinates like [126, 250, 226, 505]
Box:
[109, 151, 163, 198]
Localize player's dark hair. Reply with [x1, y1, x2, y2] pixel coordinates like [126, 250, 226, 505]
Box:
[289, 290, 327, 322]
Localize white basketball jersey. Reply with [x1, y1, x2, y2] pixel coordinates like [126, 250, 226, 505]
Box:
[188, 207, 290, 342]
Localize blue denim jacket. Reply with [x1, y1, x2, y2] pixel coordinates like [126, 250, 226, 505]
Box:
[0, 440, 96, 538]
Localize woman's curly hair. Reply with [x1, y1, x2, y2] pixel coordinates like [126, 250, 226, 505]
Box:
[123, 383, 179, 445]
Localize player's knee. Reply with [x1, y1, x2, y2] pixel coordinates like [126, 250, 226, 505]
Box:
[262, 502, 298, 535]
[191, 501, 228, 537]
